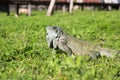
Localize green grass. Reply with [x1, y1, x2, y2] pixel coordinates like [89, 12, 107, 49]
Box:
[0, 10, 120, 80]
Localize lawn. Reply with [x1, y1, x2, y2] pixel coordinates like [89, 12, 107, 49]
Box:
[0, 10, 120, 80]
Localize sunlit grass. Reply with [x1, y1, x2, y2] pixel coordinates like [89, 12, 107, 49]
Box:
[0, 10, 120, 80]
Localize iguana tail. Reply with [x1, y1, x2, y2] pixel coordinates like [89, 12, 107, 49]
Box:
[98, 48, 120, 58]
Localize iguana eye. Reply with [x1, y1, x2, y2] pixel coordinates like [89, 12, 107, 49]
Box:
[55, 34, 58, 38]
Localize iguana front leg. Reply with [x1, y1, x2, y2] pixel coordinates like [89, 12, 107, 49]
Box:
[58, 37, 72, 55]
[62, 44, 72, 55]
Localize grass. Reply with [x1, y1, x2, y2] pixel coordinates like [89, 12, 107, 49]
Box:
[0, 10, 120, 80]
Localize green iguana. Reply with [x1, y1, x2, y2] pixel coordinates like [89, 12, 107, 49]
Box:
[46, 26, 119, 59]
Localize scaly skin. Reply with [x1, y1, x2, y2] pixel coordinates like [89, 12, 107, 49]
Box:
[46, 26, 119, 58]
[65, 34, 100, 55]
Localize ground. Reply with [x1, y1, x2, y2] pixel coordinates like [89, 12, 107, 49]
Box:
[0, 10, 120, 80]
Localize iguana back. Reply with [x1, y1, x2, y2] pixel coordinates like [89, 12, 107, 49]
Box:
[65, 34, 100, 55]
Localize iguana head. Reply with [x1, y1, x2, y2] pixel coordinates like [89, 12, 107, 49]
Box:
[46, 26, 63, 49]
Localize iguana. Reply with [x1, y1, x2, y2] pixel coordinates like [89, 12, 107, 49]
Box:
[46, 26, 119, 59]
